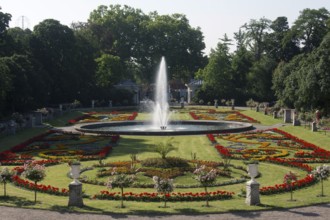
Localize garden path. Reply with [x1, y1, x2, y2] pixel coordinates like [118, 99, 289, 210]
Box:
[0, 203, 329, 220]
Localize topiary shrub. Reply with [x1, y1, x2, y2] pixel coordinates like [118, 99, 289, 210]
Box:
[141, 157, 190, 169]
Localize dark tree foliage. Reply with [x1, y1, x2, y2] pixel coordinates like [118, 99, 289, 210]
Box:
[1, 5, 330, 117]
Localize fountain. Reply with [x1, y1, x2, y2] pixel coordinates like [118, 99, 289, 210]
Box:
[75, 57, 253, 135]
[152, 57, 169, 130]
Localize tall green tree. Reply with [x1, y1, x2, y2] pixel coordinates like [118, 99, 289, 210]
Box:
[95, 53, 124, 88]
[265, 17, 300, 61]
[291, 8, 329, 52]
[197, 36, 233, 101]
[247, 55, 277, 101]
[0, 7, 13, 56]
[231, 46, 253, 103]
[0, 58, 12, 116]
[88, 5, 206, 84]
[7, 27, 32, 54]
[30, 19, 78, 104]
[241, 17, 271, 60]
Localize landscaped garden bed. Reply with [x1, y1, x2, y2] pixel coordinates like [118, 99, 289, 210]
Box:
[0, 108, 329, 213]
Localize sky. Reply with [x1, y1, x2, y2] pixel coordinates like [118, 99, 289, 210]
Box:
[1, 0, 330, 54]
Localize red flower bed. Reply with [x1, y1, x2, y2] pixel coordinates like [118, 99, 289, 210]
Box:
[94, 190, 234, 202]
[265, 157, 313, 172]
[260, 174, 316, 195]
[234, 111, 260, 123]
[215, 145, 233, 158]
[128, 112, 138, 120]
[189, 112, 199, 120]
[68, 114, 91, 124]
[11, 175, 69, 196]
[206, 134, 216, 143]
[273, 128, 330, 160]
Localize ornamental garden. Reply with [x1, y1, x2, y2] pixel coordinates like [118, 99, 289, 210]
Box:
[0, 107, 329, 213]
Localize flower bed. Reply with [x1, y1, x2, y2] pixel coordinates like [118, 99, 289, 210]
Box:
[11, 175, 69, 196]
[68, 111, 138, 124]
[260, 174, 316, 195]
[94, 190, 234, 202]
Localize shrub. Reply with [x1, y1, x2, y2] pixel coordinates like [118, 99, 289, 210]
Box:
[141, 157, 190, 168]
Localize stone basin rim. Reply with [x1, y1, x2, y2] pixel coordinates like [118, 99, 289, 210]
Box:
[75, 120, 254, 136]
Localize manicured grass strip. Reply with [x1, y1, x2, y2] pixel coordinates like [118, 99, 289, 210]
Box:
[240, 109, 283, 125]
[0, 128, 46, 151]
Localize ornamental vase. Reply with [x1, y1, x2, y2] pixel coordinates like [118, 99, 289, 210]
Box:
[247, 164, 258, 182]
[70, 164, 81, 185]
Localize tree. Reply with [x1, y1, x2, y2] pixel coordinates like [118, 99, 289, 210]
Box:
[0, 7, 12, 56]
[0, 167, 13, 197]
[291, 8, 330, 52]
[153, 176, 174, 208]
[197, 36, 233, 102]
[231, 46, 253, 104]
[241, 17, 271, 60]
[106, 167, 135, 208]
[273, 32, 330, 113]
[95, 53, 124, 87]
[7, 27, 32, 54]
[22, 163, 46, 203]
[88, 5, 206, 84]
[193, 165, 217, 207]
[0, 58, 12, 116]
[30, 19, 78, 104]
[247, 55, 277, 101]
[265, 16, 299, 61]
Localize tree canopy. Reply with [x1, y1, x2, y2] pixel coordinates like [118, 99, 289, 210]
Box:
[1, 5, 330, 117]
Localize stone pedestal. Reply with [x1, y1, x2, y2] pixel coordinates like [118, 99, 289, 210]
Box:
[26, 115, 35, 128]
[312, 122, 317, 132]
[34, 112, 43, 125]
[180, 102, 184, 108]
[292, 114, 300, 126]
[59, 104, 63, 115]
[273, 111, 278, 119]
[256, 106, 259, 112]
[284, 109, 292, 123]
[68, 183, 84, 207]
[246, 180, 260, 205]
[9, 120, 16, 135]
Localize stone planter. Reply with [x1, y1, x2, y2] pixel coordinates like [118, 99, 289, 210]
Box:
[70, 164, 81, 185]
[246, 163, 260, 205]
[247, 164, 258, 182]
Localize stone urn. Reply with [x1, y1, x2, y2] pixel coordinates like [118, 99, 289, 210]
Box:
[247, 163, 258, 183]
[70, 163, 81, 185]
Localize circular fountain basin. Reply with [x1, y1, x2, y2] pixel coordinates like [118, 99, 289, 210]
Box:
[76, 120, 253, 136]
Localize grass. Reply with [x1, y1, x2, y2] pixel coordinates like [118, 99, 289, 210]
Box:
[0, 127, 47, 151]
[239, 109, 283, 125]
[0, 107, 329, 214]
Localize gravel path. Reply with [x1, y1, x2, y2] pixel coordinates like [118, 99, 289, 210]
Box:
[0, 204, 329, 220]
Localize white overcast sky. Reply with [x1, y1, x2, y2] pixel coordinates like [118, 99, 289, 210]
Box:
[1, 0, 330, 54]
